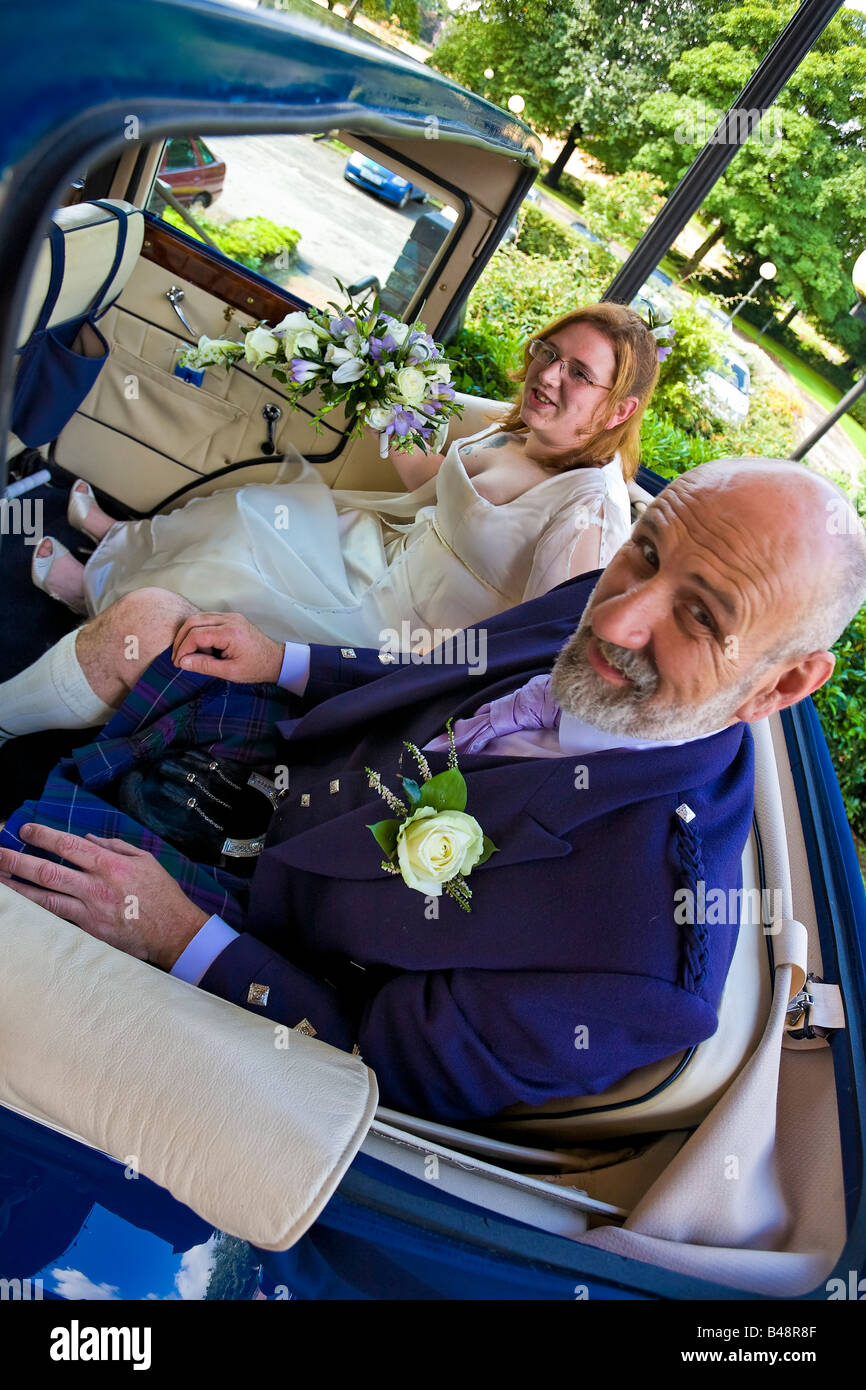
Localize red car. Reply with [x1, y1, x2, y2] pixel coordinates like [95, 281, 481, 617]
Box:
[157, 135, 225, 207]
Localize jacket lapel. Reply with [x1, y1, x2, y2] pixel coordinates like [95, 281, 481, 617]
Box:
[276, 604, 586, 749]
[264, 756, 571, 881]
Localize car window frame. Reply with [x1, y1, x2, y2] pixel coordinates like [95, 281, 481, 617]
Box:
[140, 129, 470, 330]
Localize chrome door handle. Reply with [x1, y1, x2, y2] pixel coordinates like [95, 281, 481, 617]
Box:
[166, 285, 196, 336]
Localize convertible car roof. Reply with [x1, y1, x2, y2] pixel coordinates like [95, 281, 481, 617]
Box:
[0, 0, 541, 175]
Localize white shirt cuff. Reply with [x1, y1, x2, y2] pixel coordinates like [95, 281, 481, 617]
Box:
[277, 641, 311, 695]
[171, 914, 240, 985]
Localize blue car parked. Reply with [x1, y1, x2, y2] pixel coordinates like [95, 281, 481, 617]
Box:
[344, 152, 427, 209]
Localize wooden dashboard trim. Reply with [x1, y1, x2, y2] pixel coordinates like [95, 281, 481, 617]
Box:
[139, 215, 308, 323]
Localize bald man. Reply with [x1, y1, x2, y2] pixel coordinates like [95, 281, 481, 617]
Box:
[0, 459, 864, 1120]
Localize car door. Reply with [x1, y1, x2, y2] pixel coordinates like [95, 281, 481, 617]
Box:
[49, 127, 511, 514]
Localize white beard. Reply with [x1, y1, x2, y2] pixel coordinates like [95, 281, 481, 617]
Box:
[550, 603, 757, 742]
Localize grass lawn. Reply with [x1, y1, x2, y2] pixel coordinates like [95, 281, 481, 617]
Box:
[534, 179, 586, 223]
[736, 318, 866, 464]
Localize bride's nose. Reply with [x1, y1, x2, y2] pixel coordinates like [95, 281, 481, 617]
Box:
[536, 354, 563, 389]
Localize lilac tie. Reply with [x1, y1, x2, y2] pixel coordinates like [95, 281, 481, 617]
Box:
[425, 673, 561, 755]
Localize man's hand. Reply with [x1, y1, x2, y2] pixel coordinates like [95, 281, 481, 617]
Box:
[0, 824, 208, 970]
[171, 611, 283, 683]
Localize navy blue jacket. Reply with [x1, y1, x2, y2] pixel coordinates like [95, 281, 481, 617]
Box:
[202, 573, 755, 1121]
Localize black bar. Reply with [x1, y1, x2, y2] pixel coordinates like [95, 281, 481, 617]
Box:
[602, 0, 845, 306]
[790, 374, 866, 460]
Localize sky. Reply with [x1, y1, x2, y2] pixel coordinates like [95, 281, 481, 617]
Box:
[35, 1207, 222, 1301]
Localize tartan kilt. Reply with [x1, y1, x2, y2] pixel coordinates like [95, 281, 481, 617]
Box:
[0, 648, 296, 927]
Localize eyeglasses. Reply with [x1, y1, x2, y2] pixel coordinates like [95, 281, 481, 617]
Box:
[527, 339, 612, 391]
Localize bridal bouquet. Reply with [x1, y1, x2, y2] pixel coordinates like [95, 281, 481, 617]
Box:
[177, 288, 462, 457]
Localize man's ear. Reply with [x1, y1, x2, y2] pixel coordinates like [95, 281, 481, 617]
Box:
[604, 395, 639, 430]
[733, 651, 836, 723]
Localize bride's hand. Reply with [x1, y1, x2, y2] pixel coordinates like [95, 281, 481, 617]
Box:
[171, 612, 284, 684]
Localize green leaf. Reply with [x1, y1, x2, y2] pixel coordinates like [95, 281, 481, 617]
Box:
[366, 819, 400, 858]
[476, 835, 498, 866]
[401, 777, 422, 806]
[419, 769, 467, 812]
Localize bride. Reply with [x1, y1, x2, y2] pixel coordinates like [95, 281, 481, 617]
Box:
[31, 303, 660, 649]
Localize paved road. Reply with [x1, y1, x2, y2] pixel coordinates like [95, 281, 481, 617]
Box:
[204, 133, 431, 310]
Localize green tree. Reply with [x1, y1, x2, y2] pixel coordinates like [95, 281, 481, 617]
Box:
[586, 2, 866, 359]
[579, 170, 665, 246]
[204, 1234, 261, 1301]
[430, 1, 711, 184]
[356, 0, 422, 36]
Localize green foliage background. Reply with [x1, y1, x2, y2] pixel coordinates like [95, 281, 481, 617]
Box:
[444, 241, 865, 844]
[432, 0, 866, 387]
[162, 209, 301, 273]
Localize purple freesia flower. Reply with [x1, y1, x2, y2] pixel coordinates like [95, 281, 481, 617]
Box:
[434, 383, 456, 400]
[657, 344, 673, 362]
[391, 406, 420, 436]
[289, 357, 320, 383]
[329, 316, 354, 336]
[368, 333, 397, 361]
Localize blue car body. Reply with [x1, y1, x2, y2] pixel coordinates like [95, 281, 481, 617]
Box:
[344, 151, 426, 206]
[0, 0, 864, 1309]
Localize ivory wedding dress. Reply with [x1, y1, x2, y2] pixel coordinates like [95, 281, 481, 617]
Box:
[83, 426, 632, 646]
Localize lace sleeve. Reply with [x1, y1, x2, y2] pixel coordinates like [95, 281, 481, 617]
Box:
[520, 495, 608, 602]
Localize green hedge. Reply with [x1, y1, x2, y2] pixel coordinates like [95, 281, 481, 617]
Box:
[162, 209, 301, 273]
[516, 204, 586, 260]
[813, 606, 866, 843]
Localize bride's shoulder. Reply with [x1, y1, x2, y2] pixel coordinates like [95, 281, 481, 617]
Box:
[546, 453, 631, 522]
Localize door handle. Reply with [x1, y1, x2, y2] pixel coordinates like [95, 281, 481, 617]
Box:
[166, 285, 197, 337]
[261, 403, 282, 455]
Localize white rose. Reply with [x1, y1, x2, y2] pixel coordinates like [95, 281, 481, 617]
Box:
[282, 327, 321, 360]
[296, 329, 321, 353]
[244, 325, 280, 366]
[366, 405, 395, 430]
[396, 806, 485, 896]
[395, 366, 428, 406]
[388, 321, 411, 346]
[433, 361, 451, 383]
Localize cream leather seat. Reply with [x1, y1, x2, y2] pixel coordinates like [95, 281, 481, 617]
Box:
[0, 881, 377, 1250]
[7, 198, 144, 461]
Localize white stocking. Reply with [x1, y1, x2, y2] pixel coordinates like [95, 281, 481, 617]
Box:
[0, 629, 115, 743]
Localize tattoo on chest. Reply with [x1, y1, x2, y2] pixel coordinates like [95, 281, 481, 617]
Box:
[462, 433, 510, 458]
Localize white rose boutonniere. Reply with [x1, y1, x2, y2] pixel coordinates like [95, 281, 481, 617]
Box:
[366, 723, 497, 911]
